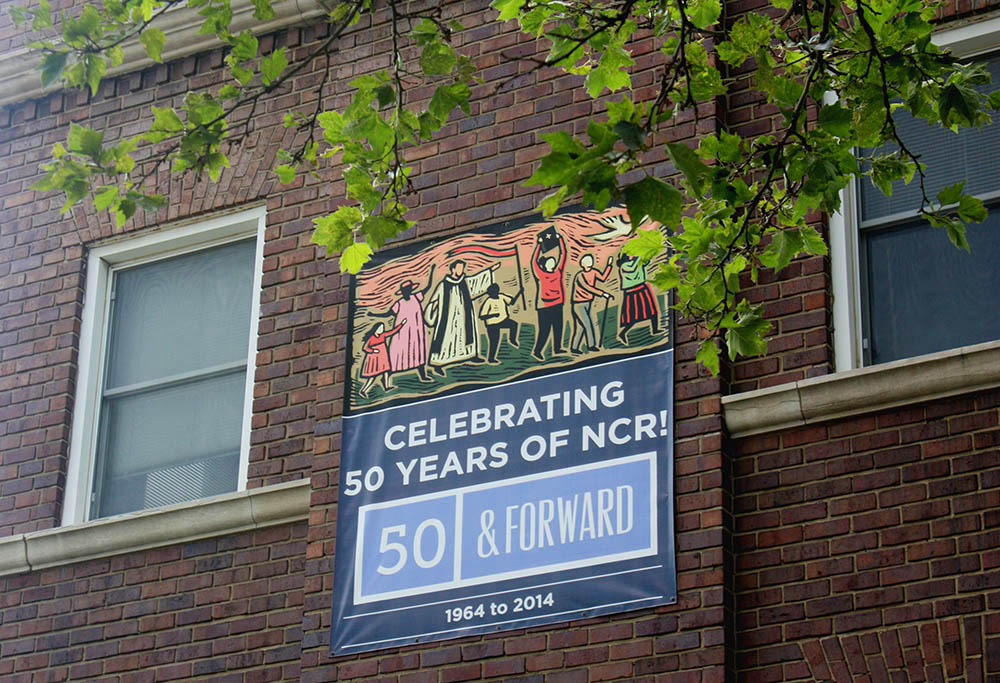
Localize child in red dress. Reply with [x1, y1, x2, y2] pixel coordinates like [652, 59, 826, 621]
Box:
[359, 321, 405, 398]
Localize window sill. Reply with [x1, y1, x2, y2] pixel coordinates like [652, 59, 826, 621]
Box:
[722, 340, 1000, 438]
[0, 479, 309, 577]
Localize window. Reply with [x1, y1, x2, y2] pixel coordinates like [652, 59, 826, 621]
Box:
[831, 17, 1000, 369]
[63, 207, 265, 524]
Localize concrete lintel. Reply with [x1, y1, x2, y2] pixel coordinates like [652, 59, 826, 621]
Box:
[0, 479, 309, 577]
[723, 340, 1000, 438]
[0, 534, 29, 576]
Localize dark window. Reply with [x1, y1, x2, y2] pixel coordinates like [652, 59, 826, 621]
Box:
[858, 53, 1000, 364]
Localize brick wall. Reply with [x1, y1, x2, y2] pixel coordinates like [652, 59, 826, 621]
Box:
[3, 0, 1000, 680]
[734, 389, 1000, 682]
[0, 40, 324, 535]
[299, 4, 734, 678]
[0, 522, 306, 682]
[721, 0, 834, 392]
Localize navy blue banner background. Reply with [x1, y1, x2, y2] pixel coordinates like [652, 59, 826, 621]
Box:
[331, 349, 676, 654]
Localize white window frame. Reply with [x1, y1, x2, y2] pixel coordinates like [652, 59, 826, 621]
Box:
[830, 13, 1000, 372]
[62, 206, 266, 526]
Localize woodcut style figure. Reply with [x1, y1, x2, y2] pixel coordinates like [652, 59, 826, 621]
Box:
[370, 270, 435, 383]
[479, 282, 523, 364]
[617, 251, 660, 343]
[424, 260, 496, 376]
[531, 229, 568, 361]
[359, 321, 405, 397]
[570, 253, 613, 353]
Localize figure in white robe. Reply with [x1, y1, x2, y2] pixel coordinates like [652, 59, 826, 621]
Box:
[424, 260, 496, 373]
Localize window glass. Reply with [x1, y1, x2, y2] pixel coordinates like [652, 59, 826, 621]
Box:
[858, 53, 1000, 365]
[92, 238, 255, 518]
[862, 213, 1000, 363]
[860, 56, 1000, 222]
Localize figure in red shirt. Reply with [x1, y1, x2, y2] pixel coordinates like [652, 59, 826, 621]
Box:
[531, 230, 568, 361]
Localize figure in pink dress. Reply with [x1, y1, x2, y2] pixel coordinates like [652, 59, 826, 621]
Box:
[387, 275, 434, 382]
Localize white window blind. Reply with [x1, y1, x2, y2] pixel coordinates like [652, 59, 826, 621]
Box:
[92, 238, 256, 518]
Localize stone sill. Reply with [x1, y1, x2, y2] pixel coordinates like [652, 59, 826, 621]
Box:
[0, 0, 327, 108]
[722, 340, 1000, 438]
[0, 479, 309, 577]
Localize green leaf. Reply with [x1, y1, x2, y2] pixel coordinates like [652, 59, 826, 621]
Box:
[39, 51, 68, 86]
[939, 83, 978, 127]
[540, 131, 584, 156]
[260, 47, 288, 86]
[360, 214, 408, 249]
[83, 53, 106, 96]
[312, 205, 363, 253]
[375, 84, 395, 108]
[622, 228, 663, 262]
[139, 27, 166, 62]
[275, 164, 296, 183]
[527, 152, 577, 187]
[696, 339, 721, 375]
[936, 181, 965, 206]
[428, 82, 471, 124]
[230, 31, 258, 62]
[938, 217, 970, 251]
[585, 46, 633, 98]
[818, 104, 853, 138]
[652, 260, 681, 291]
[93, 186, 118, 211]
[62, 5, 100, 44]
[800, 226, 828, 256]
[138, 0, 157, 21]
[698, 132, 742, 164]
[340, 241, 374, 273]
[538, 187, 569, 216]
[724, 308, 770, 359]
[492, 0, 526, 21]
[147, 106, 185, 143]
[230, 64, 253, 87]
[688, 0, 721, 29]
[252, 0, 275, 20]
[715, 41, 746, 68]
[613, 121, 645, 150]
[623, 176, 683, 228]
[667, 142, 711, 197]
[769, 74, 804, 108]
[989, 90, 1000, 111]
[957, 194, 986, 224]
[420, 41, 457, 76]
[67, 123, 104, 158]
[205, 152, 229, 182]
[760, 229, 804, 270]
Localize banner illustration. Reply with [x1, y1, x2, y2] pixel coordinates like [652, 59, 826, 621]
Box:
[333, 207, 676, 654]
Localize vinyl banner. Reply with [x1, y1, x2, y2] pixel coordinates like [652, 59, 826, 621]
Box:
[332, 208, 675, 654]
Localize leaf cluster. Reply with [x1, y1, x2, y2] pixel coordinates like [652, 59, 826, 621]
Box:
[14, 0, 1000, 372]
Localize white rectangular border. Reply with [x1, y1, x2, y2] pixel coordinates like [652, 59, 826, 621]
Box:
[353, 451, 658, 605]
[62, 206, 267, 525]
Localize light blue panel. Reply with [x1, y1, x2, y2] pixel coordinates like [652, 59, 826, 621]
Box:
[358, 495, 458, 599]
[459, 456, 654, 580]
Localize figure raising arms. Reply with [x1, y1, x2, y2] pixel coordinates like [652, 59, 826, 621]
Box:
[530, 228, 568, 361]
